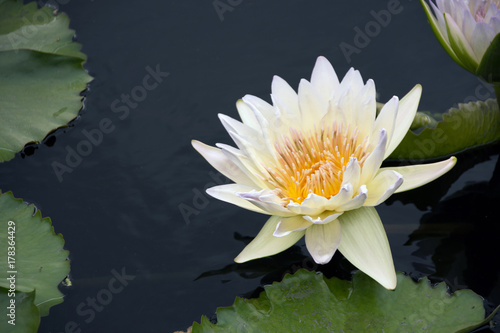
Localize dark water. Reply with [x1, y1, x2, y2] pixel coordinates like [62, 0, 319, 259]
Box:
[1, 0, 499, 332]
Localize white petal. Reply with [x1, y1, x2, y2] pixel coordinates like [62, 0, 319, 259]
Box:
[226, 130, 271, 170]
[373, 96, 398, 147]
[298, 79, 326, 128]
[305, 220, 342, 264]
[341, 157, 361, 189]
[321, 99, 347, 127]
[192, 140, 257, 187]
[271, 75, 301, 120]
[219, 113, 260, 142]
[384, 85, 422, 158]
[337, 207, 396, 290]
[335, 68, 365, 126]
[238, 190, 297, 217]
[242, 94, 275, 123]
[274, 216, 312, 237]
[388, 156, 457, 193]
[242, 95, 278, 156]
[364, 170, 403, 206]
[236, 99, 260, 131]
[445, 13, 480, 70]
[235, 215, 305, 263]
[335, 185, 368, 211]
[355, 79, 377, 140]
[206, 184, 269, 214]
[359, 129, 387, 186]
[302, 211, 344, 224]
[323, 184, 354, 211]
[310, 56, 339, 103]
[470, 22, 497, 60]
[216, 143, 270, 189]
[286, 192, 333, 216]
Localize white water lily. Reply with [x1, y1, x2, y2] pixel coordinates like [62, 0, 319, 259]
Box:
[421, 0, 500, 74]
[192, 56, 457, 290]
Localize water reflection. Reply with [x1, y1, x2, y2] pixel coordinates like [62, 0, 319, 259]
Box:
[407, 154, 499, 300]
[195, 232, 354, 298]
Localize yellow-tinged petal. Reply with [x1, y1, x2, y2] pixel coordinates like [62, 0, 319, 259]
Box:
[238, 190, 297, 217]
[298, 78, 327, 129]
[235, 215, 305, 263]
[445, 13, 480, 71]
[384, 84, 422, 158]
[305, 221, 342, 264]
[390, 156, 457, 193]
[206, 184, 269, 214]
[337, 207, 397, 290]
[310, 56, 339, 102]
[359, 129, 387, 186]
[274, 215, 312, 237]
[236, 99, 260, 131]
[364, 170, 403, 206]
[191, 140, 257, 187]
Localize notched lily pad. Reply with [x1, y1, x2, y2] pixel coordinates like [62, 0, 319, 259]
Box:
[0, 191, 70, 317]
[0, 0, 92, 162]
[192, 269, 498, 332]
[0, 287, 39, 333]
[390, 99, 500, 160]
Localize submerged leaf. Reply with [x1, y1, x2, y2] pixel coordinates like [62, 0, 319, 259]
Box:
[390, 99, 500, 160]
[192, 269, 497, 332]
[0, 191, 70, 316]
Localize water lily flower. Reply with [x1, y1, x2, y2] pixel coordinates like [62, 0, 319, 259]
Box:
[192, 57, 457, 290]
[420, 0, 500, 82]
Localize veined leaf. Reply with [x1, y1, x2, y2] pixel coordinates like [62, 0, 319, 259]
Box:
[192, 269, 498, 332]
[0, 0, 92, 162]
[0, 191, 70, 316]
[389, 99, 500, 160]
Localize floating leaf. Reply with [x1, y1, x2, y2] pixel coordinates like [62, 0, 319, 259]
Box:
[389, 99, 500, 160]
[0, 191, 70, 316]
[192, 269, 497, 332]
[0, 0, 86, 59]
[0, 287, 39, 333]
[0, 0, 92, 162]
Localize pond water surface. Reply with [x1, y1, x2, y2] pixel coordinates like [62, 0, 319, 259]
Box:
[0, 0, 499, 332]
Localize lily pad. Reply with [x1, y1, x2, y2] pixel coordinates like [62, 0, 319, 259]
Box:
[389, 99, 500, 160]
[0, 287, 39, 333]
[0, 191, 70, 316]
[192, 269, 498, 332]
[0, 0, 92, 162]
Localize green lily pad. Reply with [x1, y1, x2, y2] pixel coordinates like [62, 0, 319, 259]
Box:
[0, 191, 70, 316]
[0, 0, 86, 59]
[0, 0, 92, 162]
[0, 287, 39, 333]
[192, 269, 498, 332]
[389, 99, 500, 160]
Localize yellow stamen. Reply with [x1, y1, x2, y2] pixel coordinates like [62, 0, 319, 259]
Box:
[264, 123, 370, 205]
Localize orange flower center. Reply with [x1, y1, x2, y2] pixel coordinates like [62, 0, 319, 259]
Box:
[263, 123, 370, 204]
